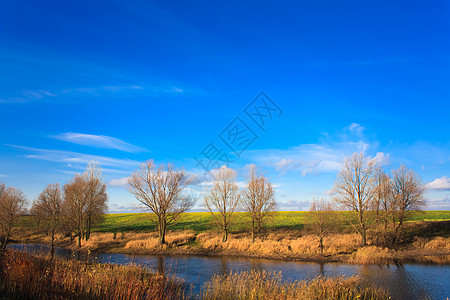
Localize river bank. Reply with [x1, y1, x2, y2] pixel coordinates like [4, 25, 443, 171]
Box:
[13, 223, 450, 265]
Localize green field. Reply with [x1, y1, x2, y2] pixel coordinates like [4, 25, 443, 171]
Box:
[93, 211, 450, 233]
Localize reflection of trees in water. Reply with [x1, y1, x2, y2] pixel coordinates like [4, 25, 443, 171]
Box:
[220, 257, 228, 275]
[357, 263, 432, 300]
[157, 256, 165, 274]
[250, 259, 263, 271]
[392, 263, 431, 300]
[318, 263, 325, 276]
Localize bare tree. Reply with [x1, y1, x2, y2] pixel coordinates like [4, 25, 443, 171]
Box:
[63, 162, 108, 247]
[390, 165, 425, 245]
[204, 167, 241, 242]
[0, 183, 27, 249]
[63, 174, 88, 247]
[242, 165, 276, 242]
[129, 161, 193, 246]
[83, 162, 108, 241]
[31, 183, 63, 259]
[333, 152, 376, 246]
[373, 167, 393, 245]
[307, 198, 335, 255]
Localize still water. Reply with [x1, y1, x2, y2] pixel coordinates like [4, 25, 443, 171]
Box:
[8, 244, 450, 299]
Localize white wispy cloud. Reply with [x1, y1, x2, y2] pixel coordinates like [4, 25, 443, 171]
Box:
[346, 122, 364, 135]
[0, 174, 7, 178]
[8, 145, 139, 170]
[279, 199, 311, 210]
[243, 123, 386, 176]
[425, 196, 449, 210]
[425, 176, 450, 191]
[53, 132, 147, 153]
[247, 142, 369, 176]
[109, 177, 130, 188]
[0, 90, 56, 103]
[108, 203, 143, 213]
[61, 85, 143, 95]
[372, 152, 390, 165]
[1, 84, 186, 104]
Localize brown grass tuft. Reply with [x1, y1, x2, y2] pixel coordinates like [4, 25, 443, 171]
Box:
[0, 249, 186, 299]
[201, 270, 390, 299]
[197, 232, 360, 257]
[349, 246, 394, 265]
[124, 230, 196, 251]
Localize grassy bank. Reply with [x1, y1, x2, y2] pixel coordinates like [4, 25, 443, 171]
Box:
[15, 211, 450, 265]
[0, 250, 390, 299]
[16, 225, 450, 265]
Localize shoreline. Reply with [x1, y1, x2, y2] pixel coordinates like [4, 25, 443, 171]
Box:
[12, 233, 450, 266]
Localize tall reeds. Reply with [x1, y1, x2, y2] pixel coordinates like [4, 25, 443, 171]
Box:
[0, 250, 390, 300]
[0, 250, 186, 299]
[201, 270, 390, 300]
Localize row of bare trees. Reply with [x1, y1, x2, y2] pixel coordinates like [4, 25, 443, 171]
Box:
[30, 162, 108, 256]
[129, 154, 426, 249]
[0, 183, 27, 250]
[329, 152, 425, 247]
[204, 166, 276, 242]
[129, 162, 277, 245]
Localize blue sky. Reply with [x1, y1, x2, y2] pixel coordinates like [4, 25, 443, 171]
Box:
[0, 0, 449, 212]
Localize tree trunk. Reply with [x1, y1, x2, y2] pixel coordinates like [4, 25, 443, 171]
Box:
[86, 215, 91, 241]
[50, 229, 55, 261]
[358, 210, 367, 246]
[1, 236, 7, 250]
[158, 218, 166, 246]
[251, 217, 255, 243]
[222, 226, 228, 242]
[361, 230, 367, 246]
[78, 229, 82, 247]
[319, 236, 324, 255]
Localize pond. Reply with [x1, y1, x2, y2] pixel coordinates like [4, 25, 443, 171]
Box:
[8, 244, 450, 299]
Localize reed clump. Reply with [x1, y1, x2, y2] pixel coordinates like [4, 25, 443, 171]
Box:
[201, 270, 390, 300]
[423, 237, 450, 250]
[125, 230, 196, 250]
[349, 246, 394, 265]
[196, 232, 360, 257]
[0, 249, 186, 300]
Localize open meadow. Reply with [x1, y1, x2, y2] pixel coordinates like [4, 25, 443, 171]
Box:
[93, 211, 450, 233]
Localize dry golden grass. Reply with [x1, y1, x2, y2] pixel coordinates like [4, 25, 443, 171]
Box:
[124, 230, 196, 251]
[201, 270, 389, 300]
[0, 249, 186, 299]
[197, 232, 360, 257]
[125, 238, 162, 250]
[349, 246, 394, 265]
[423, 237, 450, 250]
[413, 236, 450, 250]
[83, 232, 117, 248]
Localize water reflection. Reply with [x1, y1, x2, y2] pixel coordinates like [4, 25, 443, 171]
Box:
[7, 244, 449, 299]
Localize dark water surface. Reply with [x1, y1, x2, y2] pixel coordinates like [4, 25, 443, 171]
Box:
[8, 244, 450, 299]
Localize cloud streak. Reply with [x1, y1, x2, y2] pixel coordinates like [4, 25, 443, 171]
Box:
[109, 177, 130, 187]
[425, 176, 450, 191]
[243, 123, 392, 176]
[53, 132, 147, 153]
[8, 145, 140, 171]
[1, 84, 186, 104]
